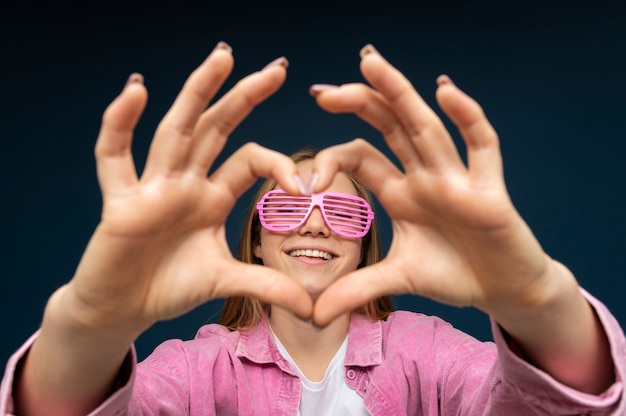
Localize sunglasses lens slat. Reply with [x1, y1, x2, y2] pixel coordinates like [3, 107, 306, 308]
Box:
[322, 193, 373, 237]
[257, 191, 311, 232]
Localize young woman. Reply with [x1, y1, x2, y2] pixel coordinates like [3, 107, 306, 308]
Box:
[2, 42, 624, 415]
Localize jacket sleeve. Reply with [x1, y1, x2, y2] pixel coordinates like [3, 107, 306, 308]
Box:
[0, 330, 138, 416]
[486, 288, 624, 415]
[2, 330, 242, 416]
[388, 288, 625, 415]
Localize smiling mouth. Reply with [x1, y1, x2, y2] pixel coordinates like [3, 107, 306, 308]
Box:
[288, 249, 335, 260]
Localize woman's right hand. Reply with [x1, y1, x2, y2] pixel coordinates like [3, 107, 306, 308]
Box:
[53, 43, 313, 337]
[16, 43, 314, 416]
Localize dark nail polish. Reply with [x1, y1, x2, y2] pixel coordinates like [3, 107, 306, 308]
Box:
[262, 56, 289, 71]
[309, 84, 339, 97]
[437, 74, 455, 86]
[359, 44, 379, 58]
[213, 41, 232, 54]
[125, 73, 144, 87]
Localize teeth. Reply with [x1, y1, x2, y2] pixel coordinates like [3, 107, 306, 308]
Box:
[289, 249, 334, 260]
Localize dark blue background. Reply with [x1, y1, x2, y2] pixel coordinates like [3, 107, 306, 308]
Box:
[2, 1, 625, 364]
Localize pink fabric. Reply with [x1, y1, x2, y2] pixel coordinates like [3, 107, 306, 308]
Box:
[2, 290, 624, 415]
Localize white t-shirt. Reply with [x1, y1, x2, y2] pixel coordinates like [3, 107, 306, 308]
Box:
[272, 333, 369, 415]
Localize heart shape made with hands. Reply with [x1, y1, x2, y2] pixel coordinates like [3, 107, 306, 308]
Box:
[99, 46, 549, 331]
[258, 137, 552, 328]
[246, 147, 398, 327]
[249, 145, 453, 326]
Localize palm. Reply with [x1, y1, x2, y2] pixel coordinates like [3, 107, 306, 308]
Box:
[379, 169, 521, 306]
[91, 177, 234, 320]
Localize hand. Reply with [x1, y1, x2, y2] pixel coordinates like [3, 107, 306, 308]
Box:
[309, 45, 574, 326]
[60, 43, 312, 335]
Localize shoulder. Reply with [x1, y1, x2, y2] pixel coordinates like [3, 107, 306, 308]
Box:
[382, 310, 454, 334]
[380, 311, 495, 354]
[143, 323, 241, 365]
[195, 322, 241, 343]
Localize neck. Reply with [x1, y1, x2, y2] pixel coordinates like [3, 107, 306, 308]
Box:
[269, 306, 350, 381]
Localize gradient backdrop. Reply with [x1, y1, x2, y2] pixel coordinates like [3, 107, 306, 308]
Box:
[2, 1, 625, 364]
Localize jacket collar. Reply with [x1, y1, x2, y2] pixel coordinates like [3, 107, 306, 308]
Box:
[345, 313, 384, 367]
[235, 313, 383, 369]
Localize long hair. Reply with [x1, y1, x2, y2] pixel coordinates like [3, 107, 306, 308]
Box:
[219, 148, 394, 330]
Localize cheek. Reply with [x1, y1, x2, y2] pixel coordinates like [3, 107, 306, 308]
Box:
[348, 240, 363, 269]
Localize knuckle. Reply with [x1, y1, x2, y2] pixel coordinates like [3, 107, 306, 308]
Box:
[241, 141, 261, 152]
[351, 138, 370, 149]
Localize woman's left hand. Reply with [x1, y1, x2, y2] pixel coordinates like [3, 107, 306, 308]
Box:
[309, 45, 576, 327]
[309, 44, 614, 395]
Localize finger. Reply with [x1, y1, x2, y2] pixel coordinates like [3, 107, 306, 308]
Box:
[435, 76, 503, 184]
[187, 57, 288, 175]
[210, 142, 302, 200]
[313, 260, 408, 326]
[142, 42, 234, 179]
[311, 139, 403, 197]
[359, 45, 464, 171]
[213, 261, 313, 320]
[310, 83, 422, 168]
[94, 74, 147, 200]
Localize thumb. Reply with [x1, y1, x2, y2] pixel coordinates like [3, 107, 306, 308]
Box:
[216, 262, 314, 320]
[313, 261, 406, 326]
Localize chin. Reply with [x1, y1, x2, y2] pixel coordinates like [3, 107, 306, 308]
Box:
[302, 284, 331, 302]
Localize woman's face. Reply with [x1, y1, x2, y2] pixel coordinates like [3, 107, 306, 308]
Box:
[253, 160, 363, 301]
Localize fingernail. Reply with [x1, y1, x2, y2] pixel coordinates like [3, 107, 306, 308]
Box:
[437, 74, 455, 86]
[294, 174, 308, 195]
[213, 41, 232, 54]
[359, 44, 379, 59]
[263, 56, 289, 71]
[309, 84, 339, 97]
[306, 172, 319, 195]
[125, 73, 144, 87]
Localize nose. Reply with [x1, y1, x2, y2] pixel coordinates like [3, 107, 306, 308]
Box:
[298, 206, 330, 237]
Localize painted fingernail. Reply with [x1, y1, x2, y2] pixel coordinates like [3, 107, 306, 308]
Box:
[359, 44, 379, 58]
[306, 172, 319, 195]
[125, 73, 144, 87]
[263, 56, 289, 71]
[294, 174, 309, 195]
[213, 41, 232, 54]
[309, 84, 339, 97]
[437, 74, 455, 86]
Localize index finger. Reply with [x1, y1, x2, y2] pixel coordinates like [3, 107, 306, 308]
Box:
[209, 142, 303, 201]
[311, 139, 403, 198]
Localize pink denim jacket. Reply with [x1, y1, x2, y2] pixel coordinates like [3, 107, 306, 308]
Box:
[2, 290, 624, 415]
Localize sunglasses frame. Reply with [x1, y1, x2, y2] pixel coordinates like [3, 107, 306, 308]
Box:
[256, 189, 374, 238]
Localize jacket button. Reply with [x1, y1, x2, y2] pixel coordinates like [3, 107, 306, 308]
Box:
[346, 368, 357, 380]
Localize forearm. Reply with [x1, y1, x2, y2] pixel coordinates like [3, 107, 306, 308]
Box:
[15, 285, 138, 416]
[493, 261, 614, 394]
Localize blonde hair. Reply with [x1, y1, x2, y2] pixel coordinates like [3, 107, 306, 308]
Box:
[219, 148, 394, 330]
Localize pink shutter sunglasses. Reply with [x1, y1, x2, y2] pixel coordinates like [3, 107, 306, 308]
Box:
[256, 189, 374, 238]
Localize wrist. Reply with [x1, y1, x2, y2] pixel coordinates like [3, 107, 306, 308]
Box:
[43, 283, 146, 344]
[484, 258, 578, 321]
